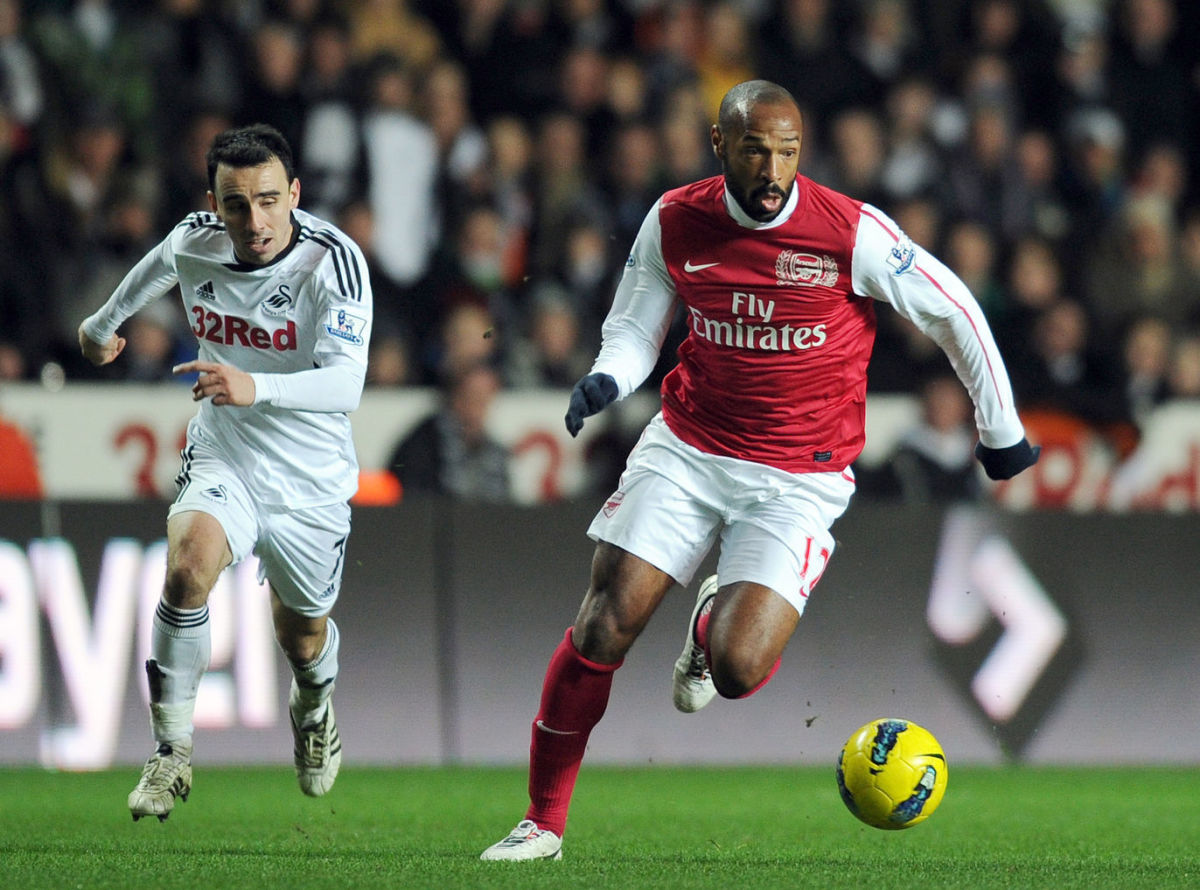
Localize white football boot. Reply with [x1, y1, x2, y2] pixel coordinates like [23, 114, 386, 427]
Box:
[291, 684, 342, 797]
[480, 820, 564, 861]
[672, 574, 719, 713]
[128, 739, 193, 822]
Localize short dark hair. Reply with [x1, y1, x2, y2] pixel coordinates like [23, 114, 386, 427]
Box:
[717, 80, 801, 135]
[205, 123, 296, 191]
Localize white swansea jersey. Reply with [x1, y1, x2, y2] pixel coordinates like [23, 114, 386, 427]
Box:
[82, 208, 372, 508]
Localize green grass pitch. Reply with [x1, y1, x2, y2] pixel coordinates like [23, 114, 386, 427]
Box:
[3, 764, 1199, 889]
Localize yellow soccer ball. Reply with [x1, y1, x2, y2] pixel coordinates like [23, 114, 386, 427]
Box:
[836, 718, 948, 830]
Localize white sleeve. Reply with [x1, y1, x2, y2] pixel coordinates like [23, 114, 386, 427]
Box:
[80, 231, 179, 342]
[249, 359, 364, 413]
[852, 204, 1026, 449]
[589, 201, 678, 398]
[250, 242, 372, 414]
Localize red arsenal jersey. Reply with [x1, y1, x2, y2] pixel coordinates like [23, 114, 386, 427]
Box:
[590, 174, 1024, 476]
[657, 175, 874, 472]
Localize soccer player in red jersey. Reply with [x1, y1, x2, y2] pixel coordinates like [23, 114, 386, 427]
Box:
[481, 80, 1038, 861]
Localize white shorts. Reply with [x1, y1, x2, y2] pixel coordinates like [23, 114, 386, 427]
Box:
[168, 440, 352, 618]
[588, 414, 856, 616]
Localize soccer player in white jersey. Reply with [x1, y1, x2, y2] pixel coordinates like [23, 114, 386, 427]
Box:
[481, 81, 1039, 860]
[78, 124, 372, 821]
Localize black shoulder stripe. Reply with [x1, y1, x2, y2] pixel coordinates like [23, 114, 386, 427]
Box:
[298, 226, 345, 295]
[306, 231, 348, 296]
[315, 231, 361, 301]
[301, 225, 363, 301]
[179, 211, 223, 232]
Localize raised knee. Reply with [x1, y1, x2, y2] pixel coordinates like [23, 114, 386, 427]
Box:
[710, 648, 774, 699]
[710, 657, 757, 699]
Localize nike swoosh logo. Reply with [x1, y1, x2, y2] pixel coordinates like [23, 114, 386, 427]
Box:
[535, 720, 580, 736]
[684, 260, 720, 273]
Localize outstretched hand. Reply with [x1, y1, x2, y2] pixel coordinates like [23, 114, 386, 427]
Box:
[173, 360, 256, 406]
[565, 373, 618, 437]
[975, 438, 1040, 481]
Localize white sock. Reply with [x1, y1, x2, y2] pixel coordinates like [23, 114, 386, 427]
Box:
[289, 618, 339, 727]
[147, 599, 211, 744]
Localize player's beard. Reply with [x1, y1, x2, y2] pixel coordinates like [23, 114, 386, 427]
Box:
[726, 172, 791, 222]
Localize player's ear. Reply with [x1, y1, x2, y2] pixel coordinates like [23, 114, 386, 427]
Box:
[711, 124, 724, 162]
[206, 190, 218, 214]
[289, 177, 301, 209]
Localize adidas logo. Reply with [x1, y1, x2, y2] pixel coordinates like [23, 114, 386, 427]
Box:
[195, 280, 216, 301]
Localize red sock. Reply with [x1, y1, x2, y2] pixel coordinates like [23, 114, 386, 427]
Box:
[525, 627, 621, 837]
[698, 610, 781, 699]
[695, 609, 711, 650]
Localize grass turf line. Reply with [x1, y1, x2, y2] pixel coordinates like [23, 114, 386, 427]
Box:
[2, 765, 1199, 889]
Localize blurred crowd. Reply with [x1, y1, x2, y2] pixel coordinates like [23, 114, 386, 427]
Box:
[1, 0, 1199, 498]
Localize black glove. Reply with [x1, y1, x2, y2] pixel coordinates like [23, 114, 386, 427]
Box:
[565, 373, 619, 437]
[975, 438, 1040, 481]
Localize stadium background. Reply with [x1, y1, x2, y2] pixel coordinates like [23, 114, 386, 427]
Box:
[1, 1, 1199, 769]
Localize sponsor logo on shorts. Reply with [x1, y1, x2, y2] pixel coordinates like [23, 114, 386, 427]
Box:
[318, 582, 337, 601]
[602, 490, 624, 518]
